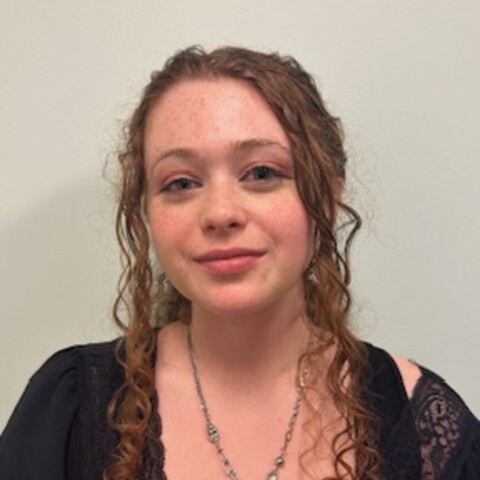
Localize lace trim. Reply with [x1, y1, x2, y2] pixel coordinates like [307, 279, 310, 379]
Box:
[76, 340, 166, 480]
[376, 363, 479, 480]
[411, 368, 477, 480]
[77, 341, 123, 480]
[143, 394, 167, 480]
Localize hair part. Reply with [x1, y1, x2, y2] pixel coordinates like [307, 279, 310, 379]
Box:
[105, 45, 381, 480]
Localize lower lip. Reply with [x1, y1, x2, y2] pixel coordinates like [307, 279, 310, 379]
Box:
[197, 255, 263, 275]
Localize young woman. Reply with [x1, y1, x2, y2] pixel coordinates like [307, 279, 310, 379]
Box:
[1, 46, 479, 480]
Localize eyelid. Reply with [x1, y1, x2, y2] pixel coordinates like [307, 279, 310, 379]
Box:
[160, 175, 201, 193]
[241, 163, 288, 181]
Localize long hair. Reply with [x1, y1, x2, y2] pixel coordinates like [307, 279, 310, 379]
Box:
[105, 46, 381, 479]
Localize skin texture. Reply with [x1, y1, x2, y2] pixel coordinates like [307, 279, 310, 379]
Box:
[393, 356, 422, 398]
[144, 78, 313, 324]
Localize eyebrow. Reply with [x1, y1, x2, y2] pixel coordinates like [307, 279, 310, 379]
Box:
[150, 138, 291, 172]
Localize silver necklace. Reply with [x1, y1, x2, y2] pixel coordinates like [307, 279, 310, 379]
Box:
[186, 324, 306, 480]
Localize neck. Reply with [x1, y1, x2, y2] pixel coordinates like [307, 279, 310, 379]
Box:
[187, 299, 310, 386]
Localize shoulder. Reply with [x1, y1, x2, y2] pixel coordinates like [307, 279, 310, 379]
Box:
[26, 339, 122, 400]
[364, 343, 437, 399]
[0, 339, 122, 480]
[390, 355, 422, 399]
[408, 366, 480, 478]
[364, 342, 476, 414]
[365, 343, 480, 479]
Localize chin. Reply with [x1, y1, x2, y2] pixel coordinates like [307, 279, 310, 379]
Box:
[192, 288, 289, 318]
[200, 298, 265, 317]
[183, 277, 304, 318]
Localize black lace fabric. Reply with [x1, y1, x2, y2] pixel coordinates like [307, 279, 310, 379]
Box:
[380, 367, 480, 480]
[143, 395, 167, 480]
[77, 341, 124, 480]
[77, 341, 167, 480]
[410, 368, 480, 480]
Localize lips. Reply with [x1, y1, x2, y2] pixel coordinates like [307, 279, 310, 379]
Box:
[195, 248, 264, 261]
[194, 248, 265, 274]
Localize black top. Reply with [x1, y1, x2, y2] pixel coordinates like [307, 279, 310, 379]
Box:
[0, 339, 479, 479]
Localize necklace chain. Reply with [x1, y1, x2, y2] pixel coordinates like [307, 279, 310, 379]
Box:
[186, 324, 305, 480]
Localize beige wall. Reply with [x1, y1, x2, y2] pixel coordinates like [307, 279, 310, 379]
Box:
[1, 0, 479, 428]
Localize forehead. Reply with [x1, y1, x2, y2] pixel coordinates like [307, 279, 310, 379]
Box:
[144, 78, 290, 154]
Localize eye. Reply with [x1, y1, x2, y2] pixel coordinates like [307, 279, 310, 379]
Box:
[161, 177, 200, 193]
[242, 165, 283, 182]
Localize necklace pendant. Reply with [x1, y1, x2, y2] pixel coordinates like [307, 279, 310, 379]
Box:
[267, 472, 278, 480]
[207, 423, 220, 443]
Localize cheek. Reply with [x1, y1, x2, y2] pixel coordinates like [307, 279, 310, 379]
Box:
[274, 199, 312, 254]
[147, 210, 184, 261]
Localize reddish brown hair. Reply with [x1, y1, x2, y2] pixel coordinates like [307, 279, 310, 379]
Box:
[105, 45, 381, 479]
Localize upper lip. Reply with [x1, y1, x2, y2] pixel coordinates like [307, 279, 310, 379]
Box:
[195, 248, 265, 262]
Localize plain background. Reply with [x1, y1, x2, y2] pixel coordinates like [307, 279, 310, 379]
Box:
[1, 1, 479, 430]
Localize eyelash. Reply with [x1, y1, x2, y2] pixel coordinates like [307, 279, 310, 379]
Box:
[160, 177, 200, 193]
[241, 165, 284, 182]
[160, 165, 285, 194]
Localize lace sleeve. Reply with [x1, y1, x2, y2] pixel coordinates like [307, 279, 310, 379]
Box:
[411, 368, 480, 480]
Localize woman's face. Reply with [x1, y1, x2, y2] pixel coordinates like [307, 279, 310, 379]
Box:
[144, 78, 312, 317]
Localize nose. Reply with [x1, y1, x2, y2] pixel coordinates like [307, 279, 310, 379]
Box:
[199, 181, 247, 233]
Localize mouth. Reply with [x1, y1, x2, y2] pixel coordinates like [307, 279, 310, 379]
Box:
[194, 248, 265, 274]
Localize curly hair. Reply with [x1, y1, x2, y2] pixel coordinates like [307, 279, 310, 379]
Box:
[104, 45, 381, 480]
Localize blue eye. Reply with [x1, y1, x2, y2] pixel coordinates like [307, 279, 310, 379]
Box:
[162, 177, 199, 193]
[244, 166, 281, 182]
